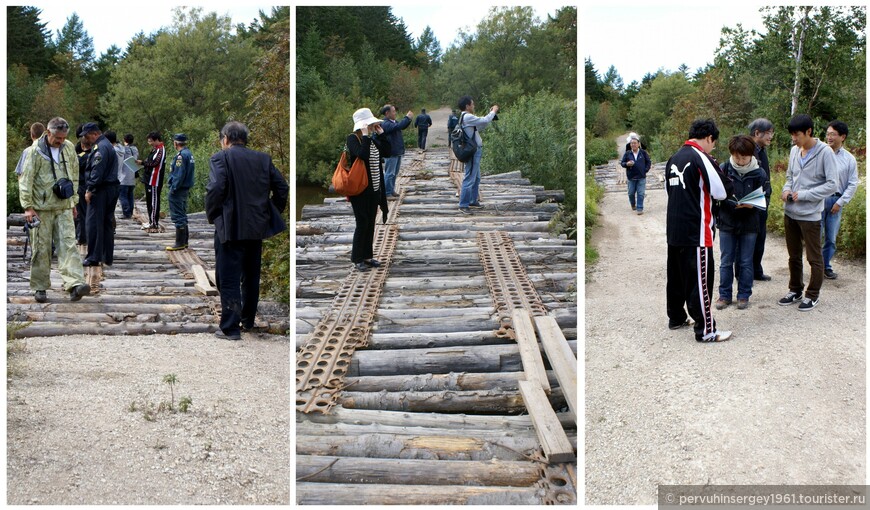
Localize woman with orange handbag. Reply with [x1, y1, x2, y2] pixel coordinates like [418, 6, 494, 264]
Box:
[347, 108, 390, 271]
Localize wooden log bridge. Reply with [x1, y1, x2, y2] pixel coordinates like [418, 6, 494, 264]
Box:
[296, 148, 578, 505]
[6, 204, 288, 337]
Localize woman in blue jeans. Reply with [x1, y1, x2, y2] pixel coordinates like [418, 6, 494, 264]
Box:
[716, 135, 767, 310]
[620, 134, 652, 214]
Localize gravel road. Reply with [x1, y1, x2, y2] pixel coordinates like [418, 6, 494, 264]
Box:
[585, 187, 866, 504]
[7, 333, 290, 504]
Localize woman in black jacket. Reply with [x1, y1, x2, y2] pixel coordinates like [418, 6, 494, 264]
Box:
[347, 108, 390, 271]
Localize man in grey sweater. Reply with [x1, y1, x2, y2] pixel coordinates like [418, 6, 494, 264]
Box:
[778, 114, 837, 311]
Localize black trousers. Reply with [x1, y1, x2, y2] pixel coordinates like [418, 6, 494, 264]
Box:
[753, 199, 770, 277]
[667, 245, 717, 341]
[146, 183, 163, 226]
[75, 191, 87, 244]
[417, 129, 428, 150]
[348, 191, 378, 263]
[84, 184, 120, 265]
[214, 234, 263, 335]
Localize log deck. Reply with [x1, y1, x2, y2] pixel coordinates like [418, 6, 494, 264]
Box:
[7, 205, 289, 337]
[296, 148, 577, 505]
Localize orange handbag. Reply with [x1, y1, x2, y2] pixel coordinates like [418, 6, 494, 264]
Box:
[332, 147, 369, 197]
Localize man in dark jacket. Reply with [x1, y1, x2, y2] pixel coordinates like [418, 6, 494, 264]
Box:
[82, 123, 120, 266]
[75, 124, 92, 245]
[748, 118, 774, 281]
[166, 133, 195, 251]
[619, 134, 652, 214]
[447, 109, 459, 136]
[414, 108, 433, 151]
[665, 119, 733, 343]
[380, 104, 413, 197]
[206, 121, 289, 340]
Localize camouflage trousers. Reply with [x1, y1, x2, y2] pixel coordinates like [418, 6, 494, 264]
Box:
[29, 208, 86, 292]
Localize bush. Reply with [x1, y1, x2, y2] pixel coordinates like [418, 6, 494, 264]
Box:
[585, 169, 605, 266]
[585, 137, 615, 168]
[481, 91, 577, 209]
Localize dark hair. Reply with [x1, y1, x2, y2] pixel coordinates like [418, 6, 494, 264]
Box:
[220, 121, 249, 145]
[146, 131, 162, 142]
[458, 95, 473, 112]
[688, 119, 719, 141]
[728, 135, 756, 157]
[421, 108, 426, 113]
[787, 114, 813, 135]
[30, 122, 45, 139]
[124, 133, 134, 144]
[380, 105, 393, 116]
[105, 130, 118, 144]
[748, 118, 773, 136]
[827, 120, 848, 138]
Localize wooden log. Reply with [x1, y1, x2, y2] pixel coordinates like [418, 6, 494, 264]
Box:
[367, 330, 504, 350]
[339, 387, 566, 414]
[344, 370, 560, 392]
[192, 264, 218, 295]
[517, 380, 575, 464]
[295, 433, 541, 462]
[12, 321, 218, 338]
[296, 455, 541, 487]
[296, 483, 542, 505]
[349, 344, 521, 376]
[535, 316, 577, 424]
[511, 308, 550, 392]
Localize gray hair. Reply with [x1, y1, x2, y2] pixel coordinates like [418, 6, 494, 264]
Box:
[47, 117, 70, 135]
[748, 118, 773, 136]
[220, 121, 249, 145]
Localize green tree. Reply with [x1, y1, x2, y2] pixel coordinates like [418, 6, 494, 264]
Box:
[6, 6, 55, 77]
[628, 72, 694, 141]
[52, 13, 95, 78]
[414, 26, 441, 68]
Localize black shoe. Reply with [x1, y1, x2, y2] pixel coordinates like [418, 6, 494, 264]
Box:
[34, 290, 47, 303]
[778, 291, 802, 305]
[69, 284, 90, 302]
[458, 207, 472, 215]
[354, 262, 368, 271]
[798, 296, 819, 311]
[82, 260, 99, 267]
[824, 268, 838, 279]
[755, 274, 772, 281]
[215, 330, 241, 341]
[469, 202, 484, 209]
[668, 318, 695, 330]
[364, 259, 381, 268]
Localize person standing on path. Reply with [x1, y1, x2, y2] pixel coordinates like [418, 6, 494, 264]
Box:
[778, 114, 837, 311]
[166, 133, 195, 251]
[206, 121, 289, 341]
[414, 108, 433, 151]
[81, 123, 121, 267]
[137, 131, 166, 231]
[346, 108, 390, 272]
[74, 124, 93, 246]
[14, 122, 45, 178]
[619, 133, 652, 215]
[380, 104, 413, 198]
[715, 135, 766, 311]
[664, 119, 733, 342]
[119, 134, 139, 219]
[456, 95, 498, 215]
[18, 117, 90, 303]
[748, 118, 774, 281]
[821, 120, 859, 280]
[447, 109, 459, 137]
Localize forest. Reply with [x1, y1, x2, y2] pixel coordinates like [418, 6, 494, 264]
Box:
[296, 6, 578, 235]
[585, 6, 866, 259]
[6, 6, 290, 302]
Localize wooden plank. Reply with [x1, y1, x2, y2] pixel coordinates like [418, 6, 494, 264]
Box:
[511, 308, 550, 392]
[296, 483, 541, 505]
[517, 379, 575, 464]
[191, 264, 218, 295]
[534, 315, 578, 424]
[206, 270, 217, 286]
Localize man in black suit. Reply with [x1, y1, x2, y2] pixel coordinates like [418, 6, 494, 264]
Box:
[205, 121, 289, 340]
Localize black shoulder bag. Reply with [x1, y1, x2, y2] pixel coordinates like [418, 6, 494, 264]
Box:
[50, 148, 75, 199]
[450, 112, 478, 163]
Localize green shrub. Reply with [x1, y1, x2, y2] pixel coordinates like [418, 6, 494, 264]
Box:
[585, 169, 605, 265]
[481, 91, 577, 209]
[585, 137, 615, 168]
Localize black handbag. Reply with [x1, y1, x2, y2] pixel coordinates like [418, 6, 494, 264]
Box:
[450, 112, 478, 163]
[49, 150, 75, 199]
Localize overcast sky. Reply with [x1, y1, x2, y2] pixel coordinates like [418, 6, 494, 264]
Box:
[35, 4, 275, 56]
[392, 3, 566, 51]
[583, 5, 768, 85]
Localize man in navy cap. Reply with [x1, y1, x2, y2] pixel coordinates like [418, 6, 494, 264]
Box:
[81, 122, 120, 266]
[166, 133, 195, 251]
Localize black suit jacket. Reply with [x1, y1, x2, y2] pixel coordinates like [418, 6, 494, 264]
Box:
[205, 145, 289, 243]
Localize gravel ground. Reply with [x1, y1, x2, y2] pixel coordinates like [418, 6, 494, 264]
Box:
[7, 333, 290, 505]
[585, 188, 866, 504]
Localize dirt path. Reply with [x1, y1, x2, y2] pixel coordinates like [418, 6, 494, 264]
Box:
[423, 106, 454, 149]
[585, 187, 866, 504]
[7, 333, 290, 504]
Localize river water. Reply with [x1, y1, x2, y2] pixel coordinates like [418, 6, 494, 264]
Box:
[296, 184, 341, 221]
